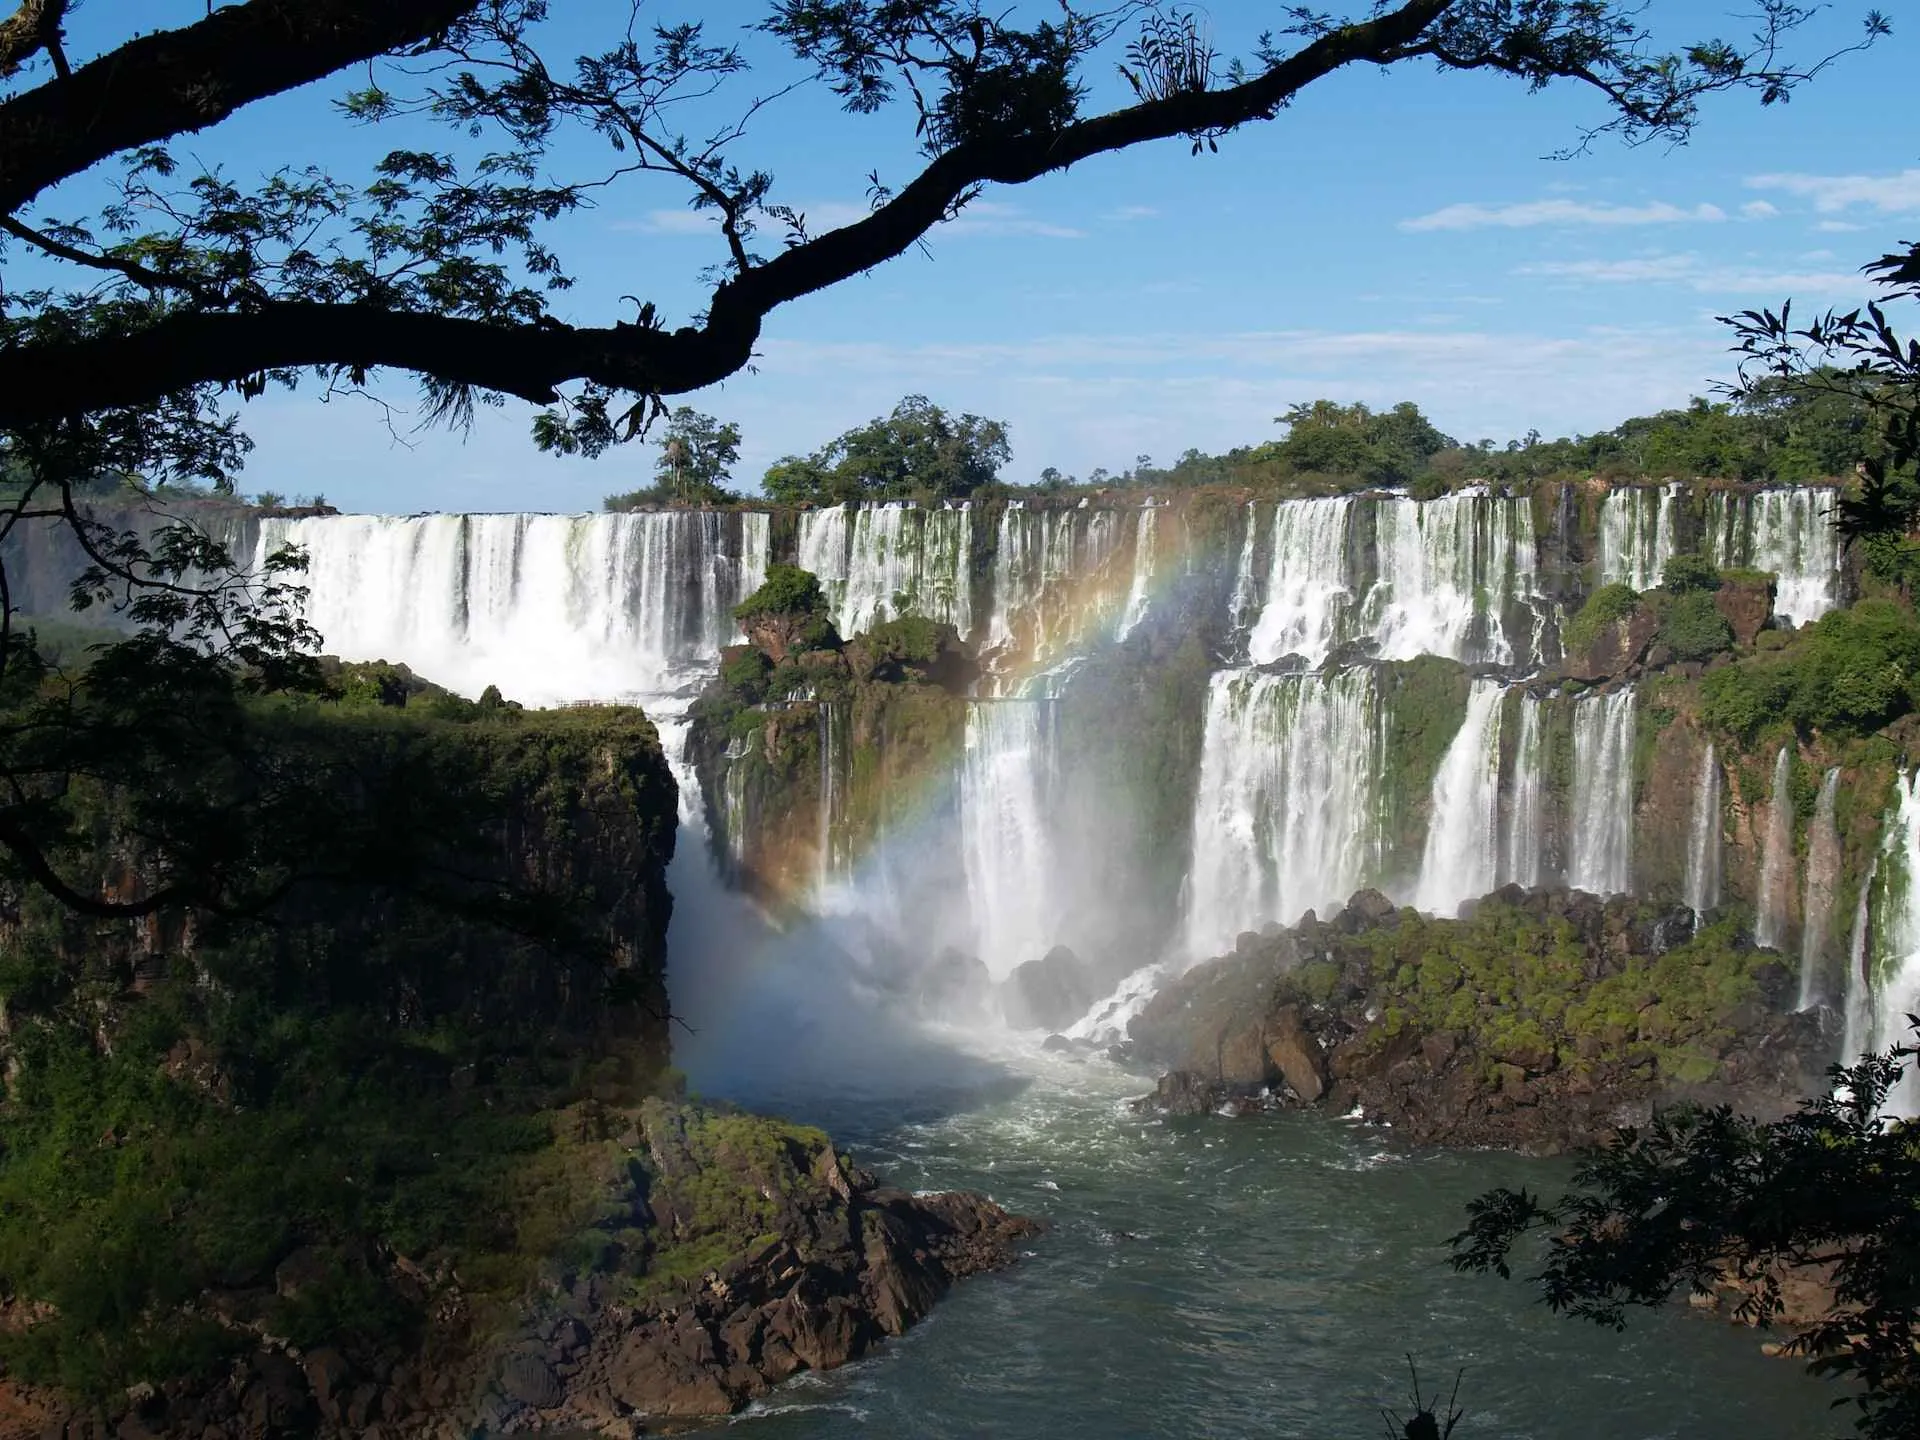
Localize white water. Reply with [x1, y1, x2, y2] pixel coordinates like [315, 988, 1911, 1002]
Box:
[959, 700, 1058, 977]
[257, 510, 768, 705]
[1843, 855, 1879, 1068]
[1500, 691, 1544, 888]
[1705, 488, 1842, 627]
[1860, 774, 1920, 1116]
[1246, 497, 1354, 668]
[1683, 743, 1723, 920]
[984, 503, 1126, 684]
[795, 502, 973, 641]
[1114, 506, 1158, 641]
[1185, 668, 1382, 958]
[1798, 767, 1842, 1010]
[1597, 484, 1677, 591]
[1413, 680, 1506, 915]
[1567, 688, 1636, 896]
[1244, 491, 1540, 668]
[1755, 746, 1795, 951]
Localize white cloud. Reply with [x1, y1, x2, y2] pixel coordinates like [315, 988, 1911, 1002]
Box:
[939, 199, 1086, 239]
[1746, 168, 1920, 214]
[1740, 200, 1780, 220]
[1520, 252, 1861, 294]
[1816, 219, 1867, 234]
[1401, 198, 1727, 232]
[1105, 204, 1161, 222]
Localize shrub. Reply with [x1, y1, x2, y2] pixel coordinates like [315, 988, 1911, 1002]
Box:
[1659, 591, 1734, 661]
[1564, 583, 1640, 654]
[1660, 553, 1722, 593]
[1703, 599, 1920, 740]
[735, 564, 827, 622]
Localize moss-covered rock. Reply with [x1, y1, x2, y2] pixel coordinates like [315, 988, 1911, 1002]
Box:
[1126, 887, 1828, 1154]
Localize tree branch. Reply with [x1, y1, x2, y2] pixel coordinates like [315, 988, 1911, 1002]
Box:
[0, 0, 484, 213]
[0, 0, 1453, 423]
[0, 0, 68, 81]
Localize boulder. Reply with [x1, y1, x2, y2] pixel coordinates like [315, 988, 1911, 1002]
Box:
[1001, 946, 1096, 1031]
[1264, 1006, 1325, 1102]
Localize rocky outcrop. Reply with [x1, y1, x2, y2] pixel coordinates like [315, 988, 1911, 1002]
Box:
[1126, 886, 1831, 1154]
[1715, 573, 1778, 645]
[1002, 945, 1098, 1030]
[1560, 607, 1661, 681]
[9, 1100, 1038, 1439]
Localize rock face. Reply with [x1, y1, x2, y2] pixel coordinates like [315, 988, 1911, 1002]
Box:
[1561, 607, 1662, 681]
[1002, 945, 1098, 1030]
[1126, 886, 1830, 1154]
[1715, 573, 1778, 646]
[13, 1100, 1039, 1439]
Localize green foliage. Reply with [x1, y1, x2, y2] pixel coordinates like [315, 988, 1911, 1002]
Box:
[1658, 591, 1734, 661]
[1703, 599, 1920, 741]
[1268, 399, 1455, 487]
[736, 562, 828, 622]
[1659, 553, 1722, 593]
[1451, 1030, 1920, 1440]
[1564, 583, 1640, 655]
[860, 615, 945, 668]
[759, 395, 1009, 503]
[607, 407, 742, 508]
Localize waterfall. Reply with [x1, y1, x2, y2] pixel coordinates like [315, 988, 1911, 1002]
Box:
[1798, 768, 1842, 1009]
[1597, 484, 1677, 590]
[1843, 856, 1879, 1067]
[1500, 691, 1544, 888]
[1225, 501, 1262, 647]
[1367, 492, 1537, 665]
[985, 503, 1125, 682]
[1704, 488, 1842, 627]
[1568, 688, 1636, 895]
[1115, 506, 1159, 640]
[1859, 775, 1920, 1116]
[1246, 497, 1355, 667]
[1755, 747, 1795, 950]
[959, 700, 1058, 977]
[1683, 743, 1723, 920]
[1413, 680, 1506, 915]
[258, 509, 768, 705]
[1185, 668, 1383, 958]
[815, 701, 849, 906]
[795, 501, 973, 641]
[1751, 489, 1841, 627]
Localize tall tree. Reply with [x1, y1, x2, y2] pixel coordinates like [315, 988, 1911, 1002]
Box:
[607, 406, 742, 507]
[762, 395, 1009, 502]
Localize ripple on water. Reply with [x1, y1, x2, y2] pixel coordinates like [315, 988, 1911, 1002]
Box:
[683, 1026, 1842, 1440]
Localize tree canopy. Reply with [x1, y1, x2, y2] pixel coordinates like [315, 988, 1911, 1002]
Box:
[0, 1, 1886, 470]
[605, 406, 742, 509]
[1452, 1031, 1920, 1440]
[761, 394, 1010, 504]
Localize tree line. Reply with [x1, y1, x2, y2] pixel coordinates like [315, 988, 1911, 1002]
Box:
[604, 377, 1891, 511]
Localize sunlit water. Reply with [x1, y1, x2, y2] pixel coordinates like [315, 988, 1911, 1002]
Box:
[677, 1029, 1841, 1440]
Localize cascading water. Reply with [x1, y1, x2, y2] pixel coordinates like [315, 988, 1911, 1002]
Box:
[1597, 484, 1677, 590]
[1706, 488, 1842, 628]
[984, 503, 1125, 683]
[1683, 743, 1723, 921]
[1244, 492, 1540, 668]
[1567, 688, 1636, 896]
[1798, 767, 1842, 1010]
[959, 700, 1058, 976]
[1366, 491, 1537, 665]
[1115, 506, 1158, 641]
[796, 501, 973, 641]
[1843, 856, 1880, 1067]
[1185, 668, 1383, 958]
[1225, 501, 1262, 648]
[1500, 691, 1544, 888]
[1858, 775, 1920, 1116]
[256, 509, 768, 705]
[815, 701, 851, 907]
[1413, 680, 1506, 915]
[1246, 497, 1354, 667]
[1755, 747, 1795, 951]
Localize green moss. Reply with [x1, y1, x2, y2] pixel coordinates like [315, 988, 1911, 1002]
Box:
[1565, 583, 1641, 655]
[1659, 591, 1734, 662]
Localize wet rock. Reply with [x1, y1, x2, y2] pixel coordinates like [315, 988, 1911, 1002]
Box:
[1001, 945, 1096, 1031]
[498, 1351, 562, 1410]
[1716, 573, 1777, 646]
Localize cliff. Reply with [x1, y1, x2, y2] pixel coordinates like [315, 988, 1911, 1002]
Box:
[0, 686, 1033, 1437]
[1126, 887, 1831, 1154]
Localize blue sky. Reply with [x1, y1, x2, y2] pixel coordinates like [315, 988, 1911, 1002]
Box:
[37, 2, 1920, 512]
